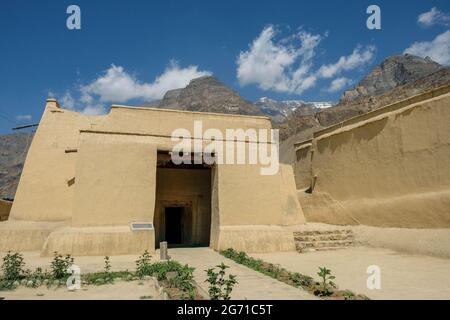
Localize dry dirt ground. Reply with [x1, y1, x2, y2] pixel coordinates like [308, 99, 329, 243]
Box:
[0, 252, 162, 300]
[0, 249, 315, 300]
[252, 246, 450, 300]
[0, 279, 159, 300]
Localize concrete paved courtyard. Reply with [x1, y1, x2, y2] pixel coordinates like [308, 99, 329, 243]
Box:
[252, 246, 450, 300]
[169, 247, 316, 300]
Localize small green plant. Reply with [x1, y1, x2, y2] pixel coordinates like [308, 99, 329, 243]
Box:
[140, 295, 153, 299]
[102, 256, 114, 283]
[343, 290, 355, 300]
[82, 270, 132, 285]
[221, 249, 263, 271]
[0, 251, 26, 291]
[266, 263, 283, 278]
[235, 251, 248, 264]
[0, 251, 200, 298]
[27, 267, 51, 287]
[314, 267, 336, 297]
[289, 272, 314, 289]
[135, 251, 153, 278]
[135, 256, 197, 300]
[168, 263, 196, 300]
[104, 256, 111, 273]
[50, 252, 74, 280]
[1, 251, 26, 281]
[205, 263, 237, 300]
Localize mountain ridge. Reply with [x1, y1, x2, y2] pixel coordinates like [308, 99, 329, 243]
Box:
[255, 97, 333, 123]
[279, 54, 450, 140]
[142, 76, 263, 116]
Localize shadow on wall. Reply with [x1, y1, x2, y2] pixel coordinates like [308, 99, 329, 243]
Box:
[316, 117, 388, 155]
[0, 199, 12, 221]
[296, 85, 450, 229]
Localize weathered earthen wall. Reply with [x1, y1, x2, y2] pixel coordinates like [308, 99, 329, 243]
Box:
[2, 99, 306, 255]
[9, 100, 105, 222]
[297, 88, 450, 228]
[214, 163, 305, 252]
[72, 133, 157, 227]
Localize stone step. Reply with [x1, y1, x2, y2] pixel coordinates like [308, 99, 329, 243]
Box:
[294, 229, 354, 253]
[300, 247, 351, 253]
[296, 240, 354, 248]
[293, 229, 352, 236]
[294, 233, 353, 242]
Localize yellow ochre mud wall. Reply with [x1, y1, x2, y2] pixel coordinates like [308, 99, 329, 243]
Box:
[1, 99, 305, 255]
[296, 86, 450, 228]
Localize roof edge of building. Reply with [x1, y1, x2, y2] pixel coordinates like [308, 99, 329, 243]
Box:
[312, 83, 450, 140]
[110, 104, 271, 121]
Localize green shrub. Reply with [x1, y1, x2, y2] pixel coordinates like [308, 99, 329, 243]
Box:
[135, 250, 153, 278]
[27, 267, 51, 287]
[168, 263, 196, 300]
[104, 256, 111, 273]
[0, 251, 27, 291]
[1, 251, 26, 281]
[102, 256, 114, 283]
[205, 262, 237, 300]
[289, 272, 314, 289]
[314, 267, 336, 297]
[343, 290, 355, 300]
[50, 252, 74, 280]
[0, 280, 17, 290]
[82, 270, 131, 285]
[153, 260, 180, 280]
[265, 263, 283, 278]
[134, 251, 197, 299]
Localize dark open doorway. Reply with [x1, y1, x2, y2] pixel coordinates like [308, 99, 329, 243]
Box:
[164, 206, 184, 245]
[154, 151, 212, 249]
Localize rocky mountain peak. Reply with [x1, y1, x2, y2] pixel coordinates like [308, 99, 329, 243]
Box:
[147, 76, 262, 116]
[341, 54, 443, 102]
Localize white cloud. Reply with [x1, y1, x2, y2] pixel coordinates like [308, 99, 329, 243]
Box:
[236, 25, 323, 94]
[404, 30, 450, 65]
[418, 7, 450, 27]
[81, 104, 106, 116]
[16, 114, 32, 121]
[317, 46, 376, 78]
[55, 61, 211, 115]
[236, 25, 375, 95]
[325, 77, 352, 93]
[81, 61, 211, 104]
[61, 91, 76, 110]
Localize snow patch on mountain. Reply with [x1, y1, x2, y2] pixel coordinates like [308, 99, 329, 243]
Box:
[254, 97, 333, 122]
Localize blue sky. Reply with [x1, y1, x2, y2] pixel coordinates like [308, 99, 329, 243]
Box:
[0, 0, 449, 133]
